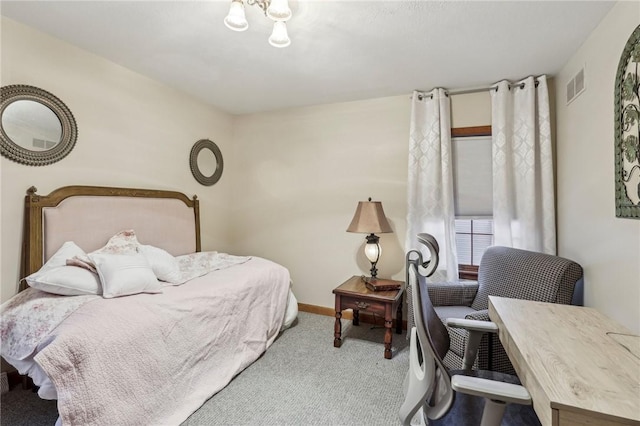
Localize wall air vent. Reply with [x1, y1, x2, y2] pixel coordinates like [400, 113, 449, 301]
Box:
[566, 66, 586, 105]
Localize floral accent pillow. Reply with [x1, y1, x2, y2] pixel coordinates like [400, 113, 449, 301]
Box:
[66, 256, 97, 273]
[91, 230, 140, 255]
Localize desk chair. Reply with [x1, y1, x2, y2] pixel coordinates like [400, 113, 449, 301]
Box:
[400, 242, 540, 426]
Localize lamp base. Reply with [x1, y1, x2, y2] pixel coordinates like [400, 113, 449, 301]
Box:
[369, 265, 378, 278]
[365, 233, 380, 278]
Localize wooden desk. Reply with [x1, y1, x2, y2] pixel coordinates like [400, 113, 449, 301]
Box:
[489, 296, 640, 426]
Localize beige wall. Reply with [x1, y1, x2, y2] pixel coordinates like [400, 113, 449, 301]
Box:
[228, 97, 410, 308]
[451, 92, 491, 128]
[0, 18, 235, 301]
[228, 92, 490, 310]
[555, 2, 640, 333]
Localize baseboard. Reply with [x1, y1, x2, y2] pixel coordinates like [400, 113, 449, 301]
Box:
[298, 303, 407, 330]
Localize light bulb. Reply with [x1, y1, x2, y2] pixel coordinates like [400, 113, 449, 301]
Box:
[268, 21, 291, 48]
[266, 0, 292, 22]
[224, 0, 249, 32]
[364, 243, 381, 264]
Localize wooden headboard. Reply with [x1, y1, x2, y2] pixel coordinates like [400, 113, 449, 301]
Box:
[20, 185, 200, 291]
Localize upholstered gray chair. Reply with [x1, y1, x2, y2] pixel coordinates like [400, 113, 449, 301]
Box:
[400, 248, 540, 426]
[410, 241, 583, 375]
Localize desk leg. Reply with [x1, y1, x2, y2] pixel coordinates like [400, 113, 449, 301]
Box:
[353, 309, 360, 326]
[384, 303, 393, 359]
[334, 296, 342, 348]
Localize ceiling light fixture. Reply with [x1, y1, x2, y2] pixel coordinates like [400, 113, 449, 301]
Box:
[224, 0, 292, 48]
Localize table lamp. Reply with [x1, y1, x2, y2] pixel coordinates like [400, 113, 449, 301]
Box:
[346, 198, 393, 278]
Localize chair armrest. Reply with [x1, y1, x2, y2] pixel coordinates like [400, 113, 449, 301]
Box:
[451, 375, 531, 405]
[464, 309, 490, 322]
[446, 315, 498, 370]
[427, 281, 479, 307]
[445, 318, 498, 334]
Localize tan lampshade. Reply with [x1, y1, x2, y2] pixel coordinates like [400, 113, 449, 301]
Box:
[346, 199, 393, 234]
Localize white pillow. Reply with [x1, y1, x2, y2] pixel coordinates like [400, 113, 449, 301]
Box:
[25, 241, 102, 296]
[138, 245, 182, 284]
[90, 253, 163, 298]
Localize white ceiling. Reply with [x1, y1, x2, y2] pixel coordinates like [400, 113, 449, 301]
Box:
[1, 1, 614, 115]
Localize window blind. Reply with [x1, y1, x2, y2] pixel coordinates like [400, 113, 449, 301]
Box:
[455, 219, 494, 265]
[451, 135, 493, 217]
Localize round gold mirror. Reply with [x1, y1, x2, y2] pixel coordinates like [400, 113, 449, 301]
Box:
[1, 85, 77, 166]
[190, 139, 223, 186]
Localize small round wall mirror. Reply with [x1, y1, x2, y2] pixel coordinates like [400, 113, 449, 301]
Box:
[1, 85, 78, 166]
[190, 139, 223, 186]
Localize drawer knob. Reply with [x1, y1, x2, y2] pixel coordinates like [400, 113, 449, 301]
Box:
[355, 301, 369, 309]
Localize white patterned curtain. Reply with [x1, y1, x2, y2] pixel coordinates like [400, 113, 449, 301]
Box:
[491, 75, 556, 254]
[406, 89, 458, 281]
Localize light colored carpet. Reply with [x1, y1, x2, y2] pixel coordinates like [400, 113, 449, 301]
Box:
[183, 311, 409, 425]
[1, 312, 409, 425]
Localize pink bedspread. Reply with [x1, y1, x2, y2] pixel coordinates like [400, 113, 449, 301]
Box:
[33, 257, 290, 425]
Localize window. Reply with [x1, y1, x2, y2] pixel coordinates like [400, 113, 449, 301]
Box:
[455, 218, 494, 279]
[451, 126, 493, 280]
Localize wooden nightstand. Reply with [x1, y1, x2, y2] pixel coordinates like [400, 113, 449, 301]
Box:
[332, 275, 404, 359]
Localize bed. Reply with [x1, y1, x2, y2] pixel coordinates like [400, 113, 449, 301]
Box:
[1, 185, 297, 425]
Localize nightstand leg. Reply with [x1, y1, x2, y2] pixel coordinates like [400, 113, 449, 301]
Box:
[384, 303, 393, 359]
[384, 319, 393, 359]
[353, 309, 360, 326]
[396, 299, 403, 334]
[334, 311, 342, 348]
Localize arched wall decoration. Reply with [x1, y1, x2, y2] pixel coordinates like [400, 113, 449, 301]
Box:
[0, 84, 78, 166]
[189, 139, 224, 186]
[615, 25, 640, 219]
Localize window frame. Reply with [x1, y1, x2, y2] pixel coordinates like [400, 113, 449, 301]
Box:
[451, 125, 492, 280]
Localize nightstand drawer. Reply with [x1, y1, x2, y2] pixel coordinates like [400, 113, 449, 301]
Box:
[340, 297, 386, 315]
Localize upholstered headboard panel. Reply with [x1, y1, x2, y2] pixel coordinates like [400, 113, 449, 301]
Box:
[21, 185, 200, 290]
[43, 197, 197, 260]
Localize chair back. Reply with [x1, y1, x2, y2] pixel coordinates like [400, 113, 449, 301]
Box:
[405, 233, 441, 342]
[416, 233, 439, 277]
[471, 246, 584, 311]
[406, 249, 454, 420]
